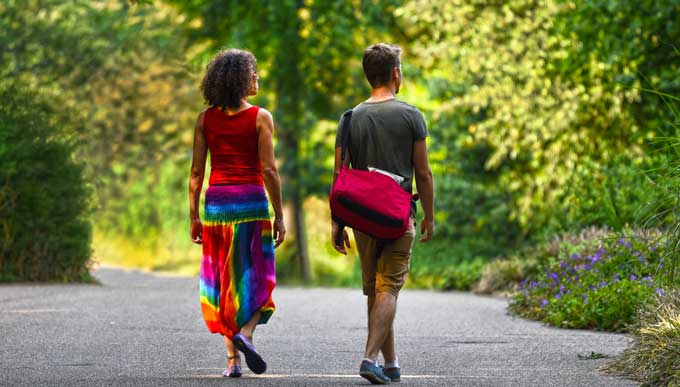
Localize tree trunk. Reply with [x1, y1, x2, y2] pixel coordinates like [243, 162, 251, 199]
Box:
[273, 0, 310, 283]
[293, 189, 310, 282]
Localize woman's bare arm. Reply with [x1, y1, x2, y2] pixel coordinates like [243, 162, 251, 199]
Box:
[189, 110, 207, 243]
[257, 108, 285, 247]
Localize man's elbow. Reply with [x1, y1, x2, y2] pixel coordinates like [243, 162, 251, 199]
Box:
[415, 168, 433, 181]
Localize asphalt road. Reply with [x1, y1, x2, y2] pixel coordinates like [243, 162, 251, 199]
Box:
[0, 268, 637, 387]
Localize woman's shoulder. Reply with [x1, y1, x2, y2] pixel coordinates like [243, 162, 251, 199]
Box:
[255, 105, 270, 116]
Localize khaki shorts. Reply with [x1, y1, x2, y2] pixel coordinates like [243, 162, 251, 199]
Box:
[353, 218, 416, 298]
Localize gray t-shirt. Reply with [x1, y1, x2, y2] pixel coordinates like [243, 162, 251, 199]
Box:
[335, 98, 428, 216]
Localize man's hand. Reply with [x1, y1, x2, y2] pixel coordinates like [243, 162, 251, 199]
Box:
[419, 218, 434, 243]
[273, 218, 286, 248]
[190, 218, 203, 244]
[331, 220, 351, 255]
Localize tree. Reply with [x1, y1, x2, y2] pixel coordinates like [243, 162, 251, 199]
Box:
[1, 0, 202, 240]
[399, 0, 680, 237]
[0, 82, 92, 281]
[166, 0, 402, 281]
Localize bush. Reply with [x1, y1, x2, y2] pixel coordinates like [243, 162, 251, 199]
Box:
[475, 227, 613, 295]
[408, 239, 486, 290]
[474, 257, 526, 295]
[0, 83, 92, 281]
[541, 159, 657, 237]
[509, 229, 668, 332]
[602, 290, 680, 387]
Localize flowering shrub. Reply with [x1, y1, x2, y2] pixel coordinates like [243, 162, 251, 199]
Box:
[510, 233, 668, 332]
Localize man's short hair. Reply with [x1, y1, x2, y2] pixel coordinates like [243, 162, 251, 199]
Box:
[362, 43, 402, 88]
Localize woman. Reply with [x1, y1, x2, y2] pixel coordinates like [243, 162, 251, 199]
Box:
[188, 49, 285, 378]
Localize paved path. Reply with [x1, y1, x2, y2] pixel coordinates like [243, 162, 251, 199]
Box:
[0, 268, 637, 386]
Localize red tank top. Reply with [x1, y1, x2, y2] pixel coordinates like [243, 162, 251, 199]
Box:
[203, 105, 264, 186]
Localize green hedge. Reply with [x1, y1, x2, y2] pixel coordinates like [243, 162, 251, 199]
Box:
[0, 83, 92, 281]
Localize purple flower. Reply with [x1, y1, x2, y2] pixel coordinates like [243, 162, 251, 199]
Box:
[649, 245, 657, 252]
[656, 288, 666, 297]
[540, 299, 549, 308]
[630, 274, 637, 281]
[625, 242, 633, 249]
[582, 293, 588, 304]
[555, 293, 562, 300]
[613, 273, 620, 281]
[599, 281, 607, 288]
[584, 264, 592, 271]
[571, 253, 581, 259]
[548, 272, 559, 284]
[617, 238, 626, 245]
[589, 285, 596, 291]
[642, 275, 652, 282]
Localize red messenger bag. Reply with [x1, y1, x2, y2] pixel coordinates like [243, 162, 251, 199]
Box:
[330, 109, 418, 242]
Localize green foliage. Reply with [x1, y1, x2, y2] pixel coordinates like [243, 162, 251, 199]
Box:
[634, 93, 680, 285]
[542, 157, 659, 236]
[1, 0, 200, 238]
[5, 0, 680, 292]
[408, 240, 486, 290]
[399, 0, 680, 239]
[603, 290, 680, 387]
[509, 230, 670, 332]
[0, 82, 92, 281]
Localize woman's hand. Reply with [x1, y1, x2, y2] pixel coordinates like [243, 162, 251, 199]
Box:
[273, 218, 286, 248]
[191, 218, 203, 244]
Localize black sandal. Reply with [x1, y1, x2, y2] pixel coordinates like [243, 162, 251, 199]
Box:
[232, 333, 266, 374]
[223, 355, 242, 378]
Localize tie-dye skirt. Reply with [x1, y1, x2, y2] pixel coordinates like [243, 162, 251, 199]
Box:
[199, 184, 276, 338]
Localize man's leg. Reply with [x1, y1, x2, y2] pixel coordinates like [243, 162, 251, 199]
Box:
[367, 295, 397, 363]
[366, 218, 415, 363]
[364, 291, 397, 361]
[355, 228, 404, 384]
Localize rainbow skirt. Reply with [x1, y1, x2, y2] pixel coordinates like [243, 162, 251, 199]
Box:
[199, 184, 276, 338]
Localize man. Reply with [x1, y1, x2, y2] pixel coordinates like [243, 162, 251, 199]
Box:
[331, 43, 435, 385]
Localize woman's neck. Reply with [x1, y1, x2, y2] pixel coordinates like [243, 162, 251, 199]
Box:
[223, 100, 251, 115]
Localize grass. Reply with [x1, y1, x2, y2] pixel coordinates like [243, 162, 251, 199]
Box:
[602, 290, 680, 387]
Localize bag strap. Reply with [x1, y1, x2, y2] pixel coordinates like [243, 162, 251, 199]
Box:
[340, 109, 353, 162]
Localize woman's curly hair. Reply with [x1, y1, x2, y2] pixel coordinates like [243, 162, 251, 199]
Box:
[201, 49, 256, 109]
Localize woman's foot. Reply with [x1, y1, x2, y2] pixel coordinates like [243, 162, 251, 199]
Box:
[222, 365, 242, 378]
[223, 355, 242, 378]
[232, 333, 267, 374]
